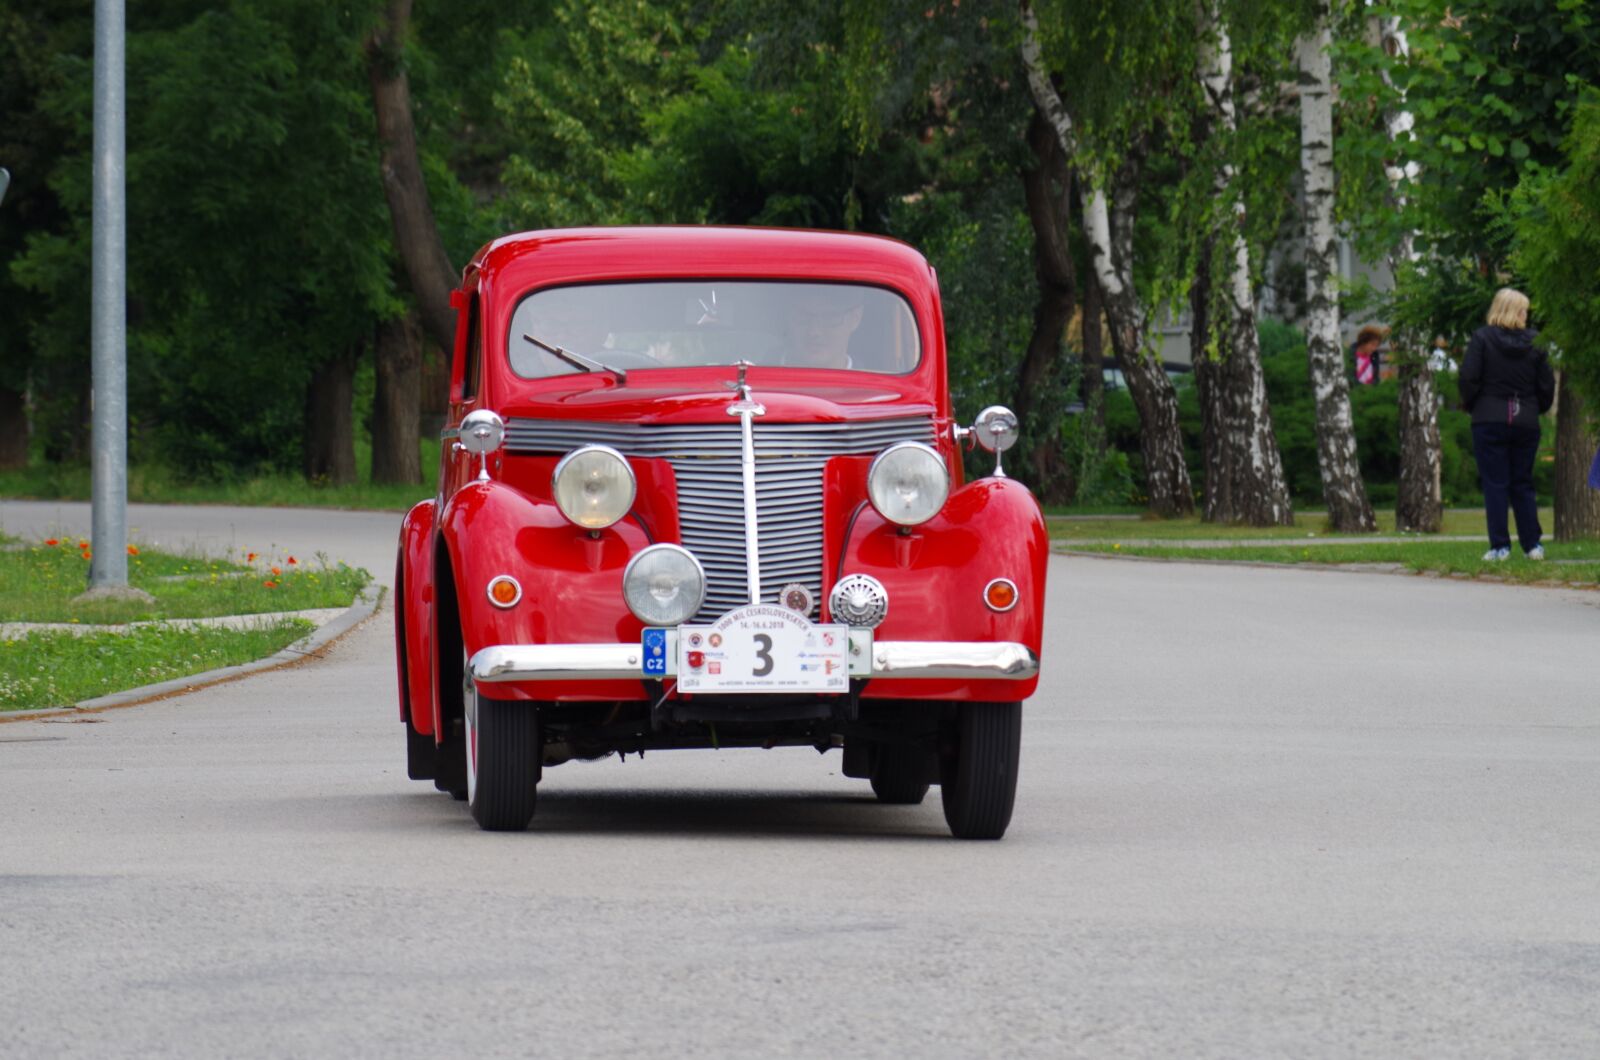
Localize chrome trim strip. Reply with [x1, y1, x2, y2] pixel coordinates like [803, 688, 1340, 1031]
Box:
[471, 645, 643, 683]
[725, 373, 766, 604]
[469, 640, 1037, 683]
[870, 641, 1038, 679]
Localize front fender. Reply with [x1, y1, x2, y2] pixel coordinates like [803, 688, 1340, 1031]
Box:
[836, 476, 1047, 701]
[397, 499, 437, 733]
[439, 480, 653, 701]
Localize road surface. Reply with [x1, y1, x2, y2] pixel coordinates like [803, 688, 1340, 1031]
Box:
[2, 501, 1598, 1056]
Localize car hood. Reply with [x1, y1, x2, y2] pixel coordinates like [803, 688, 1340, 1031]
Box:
[495, 373, 937, 425]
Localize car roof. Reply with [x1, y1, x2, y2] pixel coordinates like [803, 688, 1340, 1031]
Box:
[468, 226, 936, 293]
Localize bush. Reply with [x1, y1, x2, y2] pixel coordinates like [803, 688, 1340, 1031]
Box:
[1102, 321, 1554, 508]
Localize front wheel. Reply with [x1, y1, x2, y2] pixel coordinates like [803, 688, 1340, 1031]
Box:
[465, 675, 541, 832]
[940, 701, 1022, 840]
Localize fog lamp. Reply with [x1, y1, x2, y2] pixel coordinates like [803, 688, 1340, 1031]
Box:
[623, 544, 706, 627]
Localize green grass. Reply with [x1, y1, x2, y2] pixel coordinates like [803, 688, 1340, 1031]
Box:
[1045, 508, 1529, 542]
[0, 618, 315, 711]
[0, 438, 440, 512]
[0, 540, 372, 623]
[1064, 539, 1600, 585]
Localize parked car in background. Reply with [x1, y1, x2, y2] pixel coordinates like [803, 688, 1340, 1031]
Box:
[395, 227, 1047, 838]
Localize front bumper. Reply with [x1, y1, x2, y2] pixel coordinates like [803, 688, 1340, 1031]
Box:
[469, 640, 1039, 684]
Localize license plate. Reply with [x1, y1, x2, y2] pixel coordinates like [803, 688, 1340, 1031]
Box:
[676, 604, 849, 693]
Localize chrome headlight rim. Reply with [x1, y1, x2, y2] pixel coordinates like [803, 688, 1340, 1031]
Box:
[622, 543, 707, 627]
[552, 444, 637, 530]
[866, 441, 950, 527]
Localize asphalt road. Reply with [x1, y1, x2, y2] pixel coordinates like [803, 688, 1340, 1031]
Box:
[3, 502, 1599, 1057]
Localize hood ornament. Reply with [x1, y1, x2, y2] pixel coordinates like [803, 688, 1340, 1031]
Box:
[724, 359, 764, 417]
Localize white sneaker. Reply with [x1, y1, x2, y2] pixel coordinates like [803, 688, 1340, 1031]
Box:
[1482, 547, 1511, 561]
[1526, 545, 1545, 561]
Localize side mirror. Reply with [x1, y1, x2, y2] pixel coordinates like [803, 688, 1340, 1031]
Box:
[457, 409, 505, 481]
[0, 168, 10, 207]
[972, 405, 1019, 478]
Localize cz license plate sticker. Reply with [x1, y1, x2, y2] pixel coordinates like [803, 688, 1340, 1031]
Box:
[676, 604, 849, 693]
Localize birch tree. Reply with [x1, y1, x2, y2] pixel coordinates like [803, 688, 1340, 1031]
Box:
[1192, 0, 1292, 526]
[1297, 5, 1376, 532]
[1020, 1, 1195, 517]
[1377, 16, 1442, 534]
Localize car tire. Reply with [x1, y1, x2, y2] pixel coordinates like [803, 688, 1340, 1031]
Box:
[869, 742, 930, 805]
[465, 681, 540, 832]
[940, 701, 1022, 840]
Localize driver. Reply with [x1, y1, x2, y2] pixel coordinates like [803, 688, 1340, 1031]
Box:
[781, 286, 866, 369]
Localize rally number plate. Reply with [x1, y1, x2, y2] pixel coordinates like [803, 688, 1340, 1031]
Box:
[676, 604, 849, 693]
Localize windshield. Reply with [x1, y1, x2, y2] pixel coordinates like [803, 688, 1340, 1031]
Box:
[507, 281, 921, 378]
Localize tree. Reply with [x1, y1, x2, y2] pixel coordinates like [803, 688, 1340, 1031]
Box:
[11, 0, 400, 481]
[1020, 0, 1196, 516]
[1510, 95, 1600, 540]
[1191, 0, 1292, 526]
[1295, 3, 1376, 531]
[366, 0, 457, 354]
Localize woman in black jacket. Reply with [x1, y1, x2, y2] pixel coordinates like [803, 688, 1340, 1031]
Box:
[1459, 287, 1556, 560]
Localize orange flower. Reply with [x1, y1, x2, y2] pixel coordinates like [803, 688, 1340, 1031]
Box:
[246, 552, 258, 562]
[80, 550, 91, 560]
[286, 556, 297, 565]
[263, 579, 278, 588]
[78, 540, 88, 549]
[270, 566, 282, 576]
[127, 545, 140, 556]
[44, 538, 59, 547]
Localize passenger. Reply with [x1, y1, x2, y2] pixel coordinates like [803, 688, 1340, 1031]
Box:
[781, 286, 866, 370]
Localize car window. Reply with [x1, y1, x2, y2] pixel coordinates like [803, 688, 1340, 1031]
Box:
[506, 281, 921, 378]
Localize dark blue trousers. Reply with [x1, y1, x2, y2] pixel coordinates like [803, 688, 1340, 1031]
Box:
[1472, 423, 1542, 552]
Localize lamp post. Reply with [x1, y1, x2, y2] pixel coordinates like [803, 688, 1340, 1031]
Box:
[83, 0, 148, 602]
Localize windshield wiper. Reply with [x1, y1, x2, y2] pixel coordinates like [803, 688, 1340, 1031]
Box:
[522, 333, 627, 385]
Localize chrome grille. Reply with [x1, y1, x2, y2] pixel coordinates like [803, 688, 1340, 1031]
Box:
[505, 416, 937, 620]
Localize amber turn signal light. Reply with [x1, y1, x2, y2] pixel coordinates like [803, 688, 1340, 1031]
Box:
[983, 577, 1018, 612]
[487, 575, 522, 608]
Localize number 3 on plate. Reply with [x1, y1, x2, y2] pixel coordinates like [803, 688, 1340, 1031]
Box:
[752, 634, 774, 677]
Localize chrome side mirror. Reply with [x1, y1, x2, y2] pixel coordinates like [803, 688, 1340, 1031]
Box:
[458, 409, 505, 481]
[972, 405, 1019, 478]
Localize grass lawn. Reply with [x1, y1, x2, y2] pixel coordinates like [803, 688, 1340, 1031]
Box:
[1064, 538, 1600, 585]
[0, 437, 440, 512]
[1045, 508, 1532, 542]
[0, 540, 372, 624]
[0, 619, 314, 711]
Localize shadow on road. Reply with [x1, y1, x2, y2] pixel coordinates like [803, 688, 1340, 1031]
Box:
[523, 787, 950, 841]
[298, 786, 955, 841]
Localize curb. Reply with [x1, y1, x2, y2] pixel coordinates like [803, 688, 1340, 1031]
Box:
[0, 585, 387, 724]
[1051, 546, 1599, 591]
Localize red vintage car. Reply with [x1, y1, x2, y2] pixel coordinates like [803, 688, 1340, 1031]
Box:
[395, 226, 1047, 838]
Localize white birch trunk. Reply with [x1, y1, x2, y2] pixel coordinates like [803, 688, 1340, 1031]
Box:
[1379, 16, 1443, 533]
[1195, 0, 1293, 526]
[1297, 9, 1376, 531]
[1019, 2, 1194, 516]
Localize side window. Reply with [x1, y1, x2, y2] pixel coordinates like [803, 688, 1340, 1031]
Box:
[462, 295, 482, 402]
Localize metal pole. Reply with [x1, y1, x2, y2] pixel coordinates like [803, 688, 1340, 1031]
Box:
[89, 0, 128, 590]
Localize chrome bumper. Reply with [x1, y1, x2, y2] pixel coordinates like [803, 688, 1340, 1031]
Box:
[469, 641, 1039, 684]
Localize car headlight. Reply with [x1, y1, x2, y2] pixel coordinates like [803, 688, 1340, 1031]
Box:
[623, 545, 706, 627]
[552, 445, 636, 530]
[867, 442, 949, 527]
